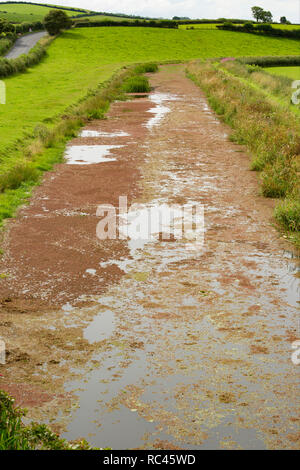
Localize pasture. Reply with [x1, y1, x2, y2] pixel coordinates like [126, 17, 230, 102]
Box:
[264, 66, 300, 79]
[0, 2, 87, 22]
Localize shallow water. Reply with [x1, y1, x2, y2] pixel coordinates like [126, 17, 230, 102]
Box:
[59, 79, 299, 450]
[64, 145, 124, 165]
[79, 130, 130, 138]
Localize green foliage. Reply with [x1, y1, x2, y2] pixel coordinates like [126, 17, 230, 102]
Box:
[0, 37, 14, 56]
[134, 63, 159, 73]
[187, 59, 300, 237]
[0, 390, 94, 449]
[122, 75, 150, 93]
[263, 66, 300, 80]
[275, 199, 300, 232]
[44, 10, 73, 36]
[0, 40, 50, 78]
[252, 6, 273, 23]
[0, 162, 40, 192]
[239, 55, 300, 67]
[218, 22, 300, 39]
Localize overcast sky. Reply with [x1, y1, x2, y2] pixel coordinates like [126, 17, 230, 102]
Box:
[7, 1, 300, 22]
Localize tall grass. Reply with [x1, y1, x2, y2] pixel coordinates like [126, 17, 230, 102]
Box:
[0, 62, 158, 224]
[187, 59, 300, 241]
[0, 38, 14, 56]
[122, 75, 151, 93]
[0, 389, 93, 449]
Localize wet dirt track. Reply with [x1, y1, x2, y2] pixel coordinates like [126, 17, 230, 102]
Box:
[0, 65, 299, 449]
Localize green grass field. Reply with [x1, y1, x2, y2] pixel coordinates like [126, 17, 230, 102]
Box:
[0, 2, 87, 22]
[271, 24, 300, 29]
[1, 27, 300, 157]
[264, 66, 300, 79]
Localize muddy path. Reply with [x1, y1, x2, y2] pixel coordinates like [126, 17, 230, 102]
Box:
[0, 65, 299, 449]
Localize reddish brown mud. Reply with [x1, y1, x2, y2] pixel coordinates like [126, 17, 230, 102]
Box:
[0, 65, 299, 449]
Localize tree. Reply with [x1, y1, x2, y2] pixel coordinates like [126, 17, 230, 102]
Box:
[280, 16, 288, 24]
[252, 6, 264, 22]
[251, 6, 273, 23]
[262, 10, 273, 23]
[44, 10, 73, 36]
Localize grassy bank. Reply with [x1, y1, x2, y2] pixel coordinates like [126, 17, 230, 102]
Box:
[187, 59, 300, 243]
[0, 389, 93, 449]
[0, 63, 153, 225]
[0, 37, 14, 56]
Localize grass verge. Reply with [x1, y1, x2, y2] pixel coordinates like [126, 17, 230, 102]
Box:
[187, 59, 300, 245]
[0, 390, 95, 450]
[0, 35, 53, 78]
[0, 62, 157, 227]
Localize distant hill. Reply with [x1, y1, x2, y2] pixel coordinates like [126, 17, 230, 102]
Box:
[0, 1, 152, 23]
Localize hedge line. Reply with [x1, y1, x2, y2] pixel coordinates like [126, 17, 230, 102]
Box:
[238, 55, 300, 67]
[0, 36, 14, 55]
[75, 19, 178, 29]
[177, 18, 252, 25]
[14, 20, 44, 33]
[0, 38, 51, 78]
[217, 22, 300, 39]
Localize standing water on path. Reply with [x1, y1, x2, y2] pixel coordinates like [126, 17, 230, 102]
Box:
[57, 67, 299, 450]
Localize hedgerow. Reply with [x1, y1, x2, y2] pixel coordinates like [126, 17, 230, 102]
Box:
[217, 22, 300, 40]
[0, 37, 52, 78]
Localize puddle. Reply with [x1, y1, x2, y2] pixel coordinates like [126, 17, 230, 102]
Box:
[55, 74, 300, 450]
[84, 310, 116, 343]
[64, 145, 124, 165]
[145, 92, 179, 130]
[79, 130, 130, 138]
[85, 269, 97, 276]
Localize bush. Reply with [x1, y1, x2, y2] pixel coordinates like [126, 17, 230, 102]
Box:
[239, 55, 300, 67]
[0, 39, 51, 79]
[0, 163, 40, 192]
[275, 199, 300, 232]
[217, 22, 300, 39]
[44, 10, 73, 36]
[0, 37, 14, 56]
[122, 75, 151, 93]
[0, 390, 92, 450]
[134, 63, 159, 74]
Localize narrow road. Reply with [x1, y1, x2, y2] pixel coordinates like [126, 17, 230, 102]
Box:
[0, 65, 299, 450]
[4, 31, 47, 59]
